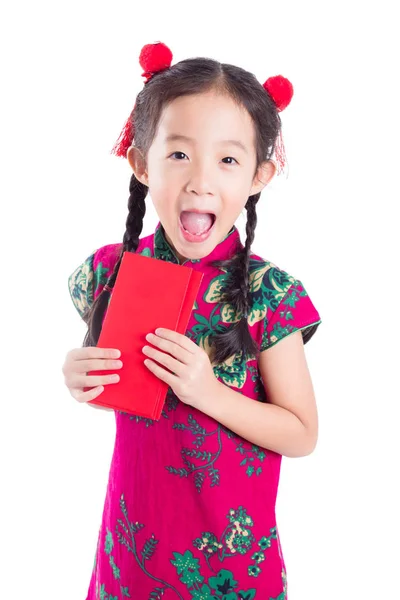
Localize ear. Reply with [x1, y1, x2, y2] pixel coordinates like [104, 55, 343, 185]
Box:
[127, 145, 149, 187]
[249, 160, 277, 196]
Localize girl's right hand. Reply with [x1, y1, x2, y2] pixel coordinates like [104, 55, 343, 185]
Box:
[62, 346, 123, 410]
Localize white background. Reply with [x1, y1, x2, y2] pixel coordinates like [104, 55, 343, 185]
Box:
[1, 0, 399, 598]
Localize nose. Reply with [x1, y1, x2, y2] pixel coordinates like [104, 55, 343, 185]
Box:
[186, 162, 213, 196]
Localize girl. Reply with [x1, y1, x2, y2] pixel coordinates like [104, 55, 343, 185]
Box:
[64, 42, 322, 600]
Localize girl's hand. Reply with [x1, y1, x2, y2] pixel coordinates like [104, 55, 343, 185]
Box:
[62, 346, 123, 410]
[142, 328, 218, 408]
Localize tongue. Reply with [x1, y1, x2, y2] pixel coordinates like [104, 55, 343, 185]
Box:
[180, 211, 214, 235]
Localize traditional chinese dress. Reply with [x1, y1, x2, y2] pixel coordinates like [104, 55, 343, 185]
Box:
[68, 221, 322, 600]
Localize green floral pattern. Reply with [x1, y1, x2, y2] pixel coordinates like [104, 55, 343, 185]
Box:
[68, 252, 110, 319]
[95, 495, 287, 600]
[68, 222, 320, 598]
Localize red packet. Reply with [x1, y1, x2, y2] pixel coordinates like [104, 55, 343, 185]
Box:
[85, 252, 203, 419]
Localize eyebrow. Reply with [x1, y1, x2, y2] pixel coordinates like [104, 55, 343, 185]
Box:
[165, 133, 248, 154]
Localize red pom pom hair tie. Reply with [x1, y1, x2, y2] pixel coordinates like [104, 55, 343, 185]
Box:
[110, 42, 173, 159]
[110, 42, 293, 175]
[139, 42, 173, 84]
[263, 75, 294, 174]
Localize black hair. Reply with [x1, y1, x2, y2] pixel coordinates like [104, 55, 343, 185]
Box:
[83, 57, 283, 365]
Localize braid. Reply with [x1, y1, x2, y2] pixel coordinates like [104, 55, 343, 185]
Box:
[240, 195, 258, 319]
[82, 173, 148, 348]
[209, 194, 261, 365]
[123, 174, 147, 252]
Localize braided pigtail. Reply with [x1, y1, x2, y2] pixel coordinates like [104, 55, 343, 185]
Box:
[82, 173, 148, 347]
[209, 194, 260, 364]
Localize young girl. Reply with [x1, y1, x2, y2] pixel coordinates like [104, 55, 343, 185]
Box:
[64, 42, 322, 600]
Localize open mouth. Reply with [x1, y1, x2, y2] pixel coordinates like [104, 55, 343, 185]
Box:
[179, 212, 216, 236]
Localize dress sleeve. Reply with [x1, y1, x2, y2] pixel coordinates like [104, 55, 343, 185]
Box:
[260, 278, 322, 351]
[67, 251, 96, 320]
[67, 243, 122, 319]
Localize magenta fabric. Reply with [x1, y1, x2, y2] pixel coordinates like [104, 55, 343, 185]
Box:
[68, 222, 322, 599]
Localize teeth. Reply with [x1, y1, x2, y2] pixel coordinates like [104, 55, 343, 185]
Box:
[184, 227, 203, 236]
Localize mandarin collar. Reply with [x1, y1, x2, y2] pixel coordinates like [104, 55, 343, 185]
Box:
[153, 221, 242, 268]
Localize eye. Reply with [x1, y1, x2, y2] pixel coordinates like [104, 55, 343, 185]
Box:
[169, 152, 238, 165]
[170, 151, 188, 160]
[222, 157, 238, 165]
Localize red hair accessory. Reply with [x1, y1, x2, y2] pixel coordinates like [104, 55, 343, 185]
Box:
[139, 42, 173, 84]
[110, 42, 173, 159]
[110, 42, 293, 174]
[262, 75, 294, 173]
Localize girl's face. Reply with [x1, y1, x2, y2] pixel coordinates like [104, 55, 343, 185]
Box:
[128, 90, 275, 263]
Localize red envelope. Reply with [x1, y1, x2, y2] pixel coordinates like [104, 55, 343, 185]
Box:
[85, 251, 203, 419]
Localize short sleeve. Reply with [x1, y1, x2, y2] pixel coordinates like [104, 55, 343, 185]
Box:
[67, 243, 122, 319]
[260, 278, 322, 351]
[68, 251, 96, 319]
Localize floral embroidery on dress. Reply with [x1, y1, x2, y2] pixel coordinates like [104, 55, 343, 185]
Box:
[184, 257, 299, 391]
[165, 414, 268, 492]
[260, 279, 321, 351]
[68, 254, 95, 319]
[97, 495, 287, 600]
[68, 251, 116, 318]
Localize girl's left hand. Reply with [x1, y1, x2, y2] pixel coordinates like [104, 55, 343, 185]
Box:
[142, 328, 218, 408]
